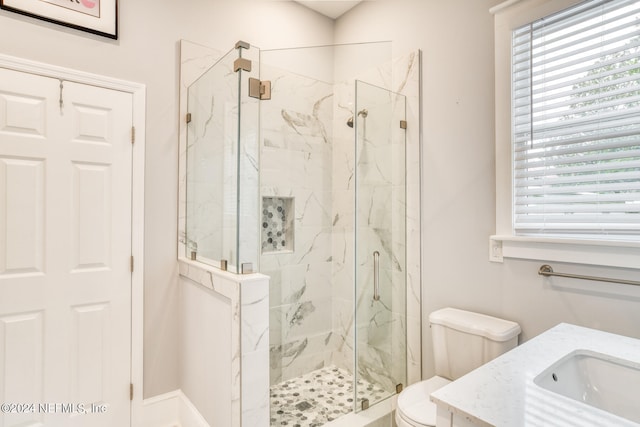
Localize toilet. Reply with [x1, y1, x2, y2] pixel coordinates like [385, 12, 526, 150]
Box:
[395, 308, 521, 427]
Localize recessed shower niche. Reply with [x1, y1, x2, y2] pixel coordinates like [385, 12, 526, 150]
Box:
[179, 39, 422, 427]
[261, 197, 294, 253]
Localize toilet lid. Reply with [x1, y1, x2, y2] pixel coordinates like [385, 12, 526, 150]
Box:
[397, 376, 452, 427]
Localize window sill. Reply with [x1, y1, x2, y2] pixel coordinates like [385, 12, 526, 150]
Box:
[489, 235, 640, 269]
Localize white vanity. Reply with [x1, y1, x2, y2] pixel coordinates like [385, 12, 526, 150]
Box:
[430, 323, 640, 427]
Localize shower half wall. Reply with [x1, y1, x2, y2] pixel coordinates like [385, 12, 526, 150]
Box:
[178, 40, 421, 426]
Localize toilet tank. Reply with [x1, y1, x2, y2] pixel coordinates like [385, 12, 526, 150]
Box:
[429, 308, 521, 380]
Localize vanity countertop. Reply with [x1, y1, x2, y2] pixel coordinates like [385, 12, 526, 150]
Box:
[430, 323, 640, 427]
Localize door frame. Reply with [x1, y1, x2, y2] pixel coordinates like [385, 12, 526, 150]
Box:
[0, 53, 146, 427]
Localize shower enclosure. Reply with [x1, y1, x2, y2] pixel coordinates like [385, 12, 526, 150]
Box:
[184, 41, 260, 273]
[182, 40, 420, 426]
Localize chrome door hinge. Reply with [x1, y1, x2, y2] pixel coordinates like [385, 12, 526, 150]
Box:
[131, 126, 136, 144]
[249, 78, 271, 100]
[130, 383, 133, 401]
[130, 256, 134, 272]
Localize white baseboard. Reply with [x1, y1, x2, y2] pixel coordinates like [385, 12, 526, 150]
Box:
[178, 391, 210, 427]
[141, 388, 392, 427]
[142, 390, 209, 427]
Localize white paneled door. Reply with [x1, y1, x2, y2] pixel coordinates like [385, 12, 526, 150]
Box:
[0, 67, 133, 427]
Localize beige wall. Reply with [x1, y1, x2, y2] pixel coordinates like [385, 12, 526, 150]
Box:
[3, 0, 639, 398]
[0, 0, 333, 398]
[335, 0, 501, 379]
[335, 0, 640, 379]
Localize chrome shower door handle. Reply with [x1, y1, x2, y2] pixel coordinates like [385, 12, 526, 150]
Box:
[373, 251, 380, 301]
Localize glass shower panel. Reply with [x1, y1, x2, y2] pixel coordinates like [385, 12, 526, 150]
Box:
[259, 43, 392, 394]
[186, 47, 239, 269]
[185, 44, 260, 273]
[354, 80, 407, 410]
[259, 45, 337, 386]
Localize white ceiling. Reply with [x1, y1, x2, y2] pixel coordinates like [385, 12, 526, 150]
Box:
[293, 1, 363, 19]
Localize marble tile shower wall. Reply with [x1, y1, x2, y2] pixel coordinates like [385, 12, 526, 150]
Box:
[260, 64, 336, 384]
[180, 41, 422, 394]
[329, 79, 357, 375]
[330, 76, 404, 392]
[330, 52, 421, 391]
[397, 51, 422, 386]
[262, 51, 420, 392]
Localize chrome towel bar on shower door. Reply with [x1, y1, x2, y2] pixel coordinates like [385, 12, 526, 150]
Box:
[538, 264, 640, 287]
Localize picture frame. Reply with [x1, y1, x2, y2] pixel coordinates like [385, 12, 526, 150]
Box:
[0, 0, 118, 39]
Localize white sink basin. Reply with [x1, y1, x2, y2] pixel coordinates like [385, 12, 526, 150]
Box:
[534, 349, 640, 424]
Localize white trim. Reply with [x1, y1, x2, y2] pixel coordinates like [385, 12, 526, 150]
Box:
[0, 53, 147, 427]
[490, 235, 640, 269]
[178, 391, 211, 427]
[490, 0, 640, 271]
[130, 73, 147, 427]
[141, 390, 180, 427]
[141, 390, 209, 427]
[0, 53, 145, 93]
[492, 235, 640, 249]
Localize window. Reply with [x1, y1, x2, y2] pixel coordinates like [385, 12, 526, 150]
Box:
[511, 0, 640, 240]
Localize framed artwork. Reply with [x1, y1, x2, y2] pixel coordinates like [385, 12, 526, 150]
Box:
[0, 0, 118, 39]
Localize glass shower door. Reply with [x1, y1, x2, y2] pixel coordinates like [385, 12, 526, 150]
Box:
[354, 80, 407, 410]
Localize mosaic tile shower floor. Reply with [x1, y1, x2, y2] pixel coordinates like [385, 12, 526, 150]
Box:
[270, 365, 389, 426]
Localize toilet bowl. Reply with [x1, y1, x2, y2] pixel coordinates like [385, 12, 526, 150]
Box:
[395, 376, 450, 427]
[395, 308, 521, 427]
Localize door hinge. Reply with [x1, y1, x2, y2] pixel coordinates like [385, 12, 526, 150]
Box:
[186, 112, 192, 123]
[130, 383, 133, 401]
[130, 256, 134, 272]
[131, 126, 136, 144]
[249, 78, 271, 100]
[400, 120, 407, 129]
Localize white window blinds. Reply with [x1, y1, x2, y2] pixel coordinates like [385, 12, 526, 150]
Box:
[512, 0, 640, 239]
